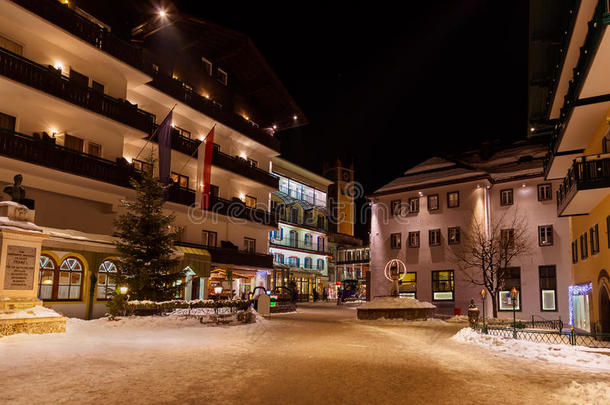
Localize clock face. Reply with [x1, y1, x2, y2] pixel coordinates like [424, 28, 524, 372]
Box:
[342, 170, 350, 181]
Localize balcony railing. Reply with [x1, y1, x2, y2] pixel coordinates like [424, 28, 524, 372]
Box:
[175, 241, 273, 269]
[0, 127, 134, 187]
[0, 47, 154, 133]
[149, 73, 280, 152]
[269, 237, 329, 254]
[150, 127, 278, 188]
[10, 0, 153, 74]
[167, 185, 277, 227]
[276, 212, 327, 232]
[557, 155, 610, 215]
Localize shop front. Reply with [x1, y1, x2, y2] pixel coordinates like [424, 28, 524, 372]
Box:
[569, 283, 593, 332]
[289, 269, 323, 301]
[208, 268, 271, 300]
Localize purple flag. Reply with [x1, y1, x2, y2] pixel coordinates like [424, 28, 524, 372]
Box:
[157, 110, 173, 185]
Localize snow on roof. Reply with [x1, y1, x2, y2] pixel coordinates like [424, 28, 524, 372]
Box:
[403, 157, 455, 175]
[41, 227, 116, 245]
[0, 216, 42, 233]
[375, 167, 486, 194]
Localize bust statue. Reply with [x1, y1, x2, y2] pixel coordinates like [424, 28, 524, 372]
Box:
[3, 174, 26, 203]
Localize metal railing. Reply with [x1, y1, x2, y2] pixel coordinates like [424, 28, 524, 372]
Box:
[0, 47, 154, 133]
[556, 155, 610, 214]
[11, 0, 153, 74]
[270, 237, 329, 254]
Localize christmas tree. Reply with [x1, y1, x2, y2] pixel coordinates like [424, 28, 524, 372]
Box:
[113, 160, 184, 301]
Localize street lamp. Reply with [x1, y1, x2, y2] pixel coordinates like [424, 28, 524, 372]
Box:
[480, 289, 487, 333]
[510, 287, 519, 338]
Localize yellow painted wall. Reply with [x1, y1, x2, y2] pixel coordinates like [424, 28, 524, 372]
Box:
[337, 181, 354, 236]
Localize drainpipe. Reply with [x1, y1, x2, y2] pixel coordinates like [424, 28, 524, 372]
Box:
[484, 185, 491, 240]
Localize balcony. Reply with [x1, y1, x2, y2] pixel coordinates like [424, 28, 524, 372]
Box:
[557, 155, 610, 216]
[152, 128, 278, 188]
[276, 212, 327, 232]
[0, 127, 134, 187]
[10, 0, 153, 74]
[0, 48, 154, 133]
[175, 241, 273, 269]
[269, 237, 329, 255]
[149, 74, 280, 152]
[167, 185, 277, 227]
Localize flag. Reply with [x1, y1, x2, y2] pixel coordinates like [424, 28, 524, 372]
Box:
[196, 125, 215, 209]
[157, 109, 173, 185]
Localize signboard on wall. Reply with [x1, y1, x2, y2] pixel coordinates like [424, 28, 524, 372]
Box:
[3, 245, 36, 290]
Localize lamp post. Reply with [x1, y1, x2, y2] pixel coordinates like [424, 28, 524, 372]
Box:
[510, 287, 519, 338]
[480, 289, 487, 333]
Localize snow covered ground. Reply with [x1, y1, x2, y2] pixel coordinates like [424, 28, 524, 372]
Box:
[1, 303, 608, 405]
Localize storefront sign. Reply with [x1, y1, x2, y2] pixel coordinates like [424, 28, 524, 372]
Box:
[3, 245, 36, 290]
[335, 281, 342, 285]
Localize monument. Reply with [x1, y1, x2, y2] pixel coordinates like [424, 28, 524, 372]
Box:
[0, 177, 66, 336]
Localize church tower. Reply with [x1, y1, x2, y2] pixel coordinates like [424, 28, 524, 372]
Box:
[323, 159, 355, 236]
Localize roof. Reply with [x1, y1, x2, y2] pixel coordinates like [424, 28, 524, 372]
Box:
[372, 140, 548, 196]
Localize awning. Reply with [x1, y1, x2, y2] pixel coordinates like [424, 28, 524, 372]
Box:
[175, 245, 211, 277]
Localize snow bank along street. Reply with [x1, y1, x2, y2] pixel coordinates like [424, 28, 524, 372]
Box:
[1, 303, 609, 405]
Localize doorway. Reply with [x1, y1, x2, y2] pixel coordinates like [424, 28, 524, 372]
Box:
[600, 284, 610, 334]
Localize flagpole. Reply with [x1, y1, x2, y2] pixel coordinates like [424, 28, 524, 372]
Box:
[133, 104, 178, 162]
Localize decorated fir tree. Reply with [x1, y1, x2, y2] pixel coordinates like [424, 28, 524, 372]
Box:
[113, 161, 184, 301]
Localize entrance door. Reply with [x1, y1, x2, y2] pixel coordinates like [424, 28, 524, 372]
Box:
[191, 277, 200, 300]
[600, 285, 610, 334]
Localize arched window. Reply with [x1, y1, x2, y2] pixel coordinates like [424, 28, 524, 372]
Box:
[38, 255, 56, 300]
[97, 260, 117, 300]
[58, 257, 83, 300]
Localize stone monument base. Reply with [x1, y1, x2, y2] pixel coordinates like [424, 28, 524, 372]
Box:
[0, 316, 66, 336]
[357, 297, 436, 321]
[0, 296, 43, 311]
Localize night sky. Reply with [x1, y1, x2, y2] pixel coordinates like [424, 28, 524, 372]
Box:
[83, 0, 530, 238]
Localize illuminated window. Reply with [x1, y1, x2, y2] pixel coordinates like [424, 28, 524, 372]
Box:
[132, 159, 153, 174]
[538, 225, 553, 246]
[408, 231, 420, 248]
[202, 230, 217, 247]
[244, 195, 257, 208]
[408, 197, 419, 213]
[447, 191, 459, 208]
[429, 229, 441, 246]
[432, 270, 454, 301]
[539, 265, 557, 311]
[537, 184, 552, 201]
[97, 260, 117, 300]
[498, 267, 521, 311]
[390, 200, 402, 216]
[38, 255, 56, 300]
[58, 257, 83, 300]
[427, 194, 439, 211]
[399, 272, 417, 298]
[170, 172, 189, 188]
[448, 227, 460, 244]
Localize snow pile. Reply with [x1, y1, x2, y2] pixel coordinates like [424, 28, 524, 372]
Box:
[359, 297, 436, 309]
[452, 328, 610, 372]
[0, 216, 41, 232]
[445, 315, 469, 323]
[555, 381, 610, 405]
[0, 305, 62, 319]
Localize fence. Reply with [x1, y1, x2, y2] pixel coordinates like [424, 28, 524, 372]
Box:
[475, 323, 610, 349]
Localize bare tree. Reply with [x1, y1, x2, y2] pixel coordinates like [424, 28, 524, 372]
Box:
[451, 210, 530, 318]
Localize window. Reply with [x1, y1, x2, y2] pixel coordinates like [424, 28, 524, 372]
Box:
[408, 197, 419, 213]
[448, 227, 460, 244]
[217, 68, 228, 85]
[290, 207, 299, 223]
[274, 253, 284, 264]
[499, 267, 521, 311]
[58, 257, 83, 300]
[288, 256, 299, 267]
[539, 265, 557, 311]
[447, 191, 459, 208]
[304, 257, 312, 269]
[590, 224, 600, 255]
[317, 236, 325, 252]
[317, 259, 325, 271]
[304, 234, 313, 248]
[202, 230, 217, 247]
[427, 194, 439, 211]
[247, 158, 258, 168]
[500, 189, 513, 206]
[97, 260, 117, 300]
[390, 233, 401, 249]
[538, 225, 553, 246]
[244, 237, 256, 253]
[408, 231, 420, 248]
[288, 230, 297, 247]
[0, 111, 16, 131]
[132, 158, 153, 174]
[399, 272, 417, 298]
[87, 142, 102, 157]
[92, 81, 104, 94]
[69, 68, 89, 87]
[429, 229, 441, 246]
[170, 172, 189, 188]
[537, 184, 552, 201]
[317, 215, 325, 229]
[571, 240, 578, 264]
[201, 57, 212, 76]
[580, 233, 588, 259]
[390, 200, 402, 216]
[432, 270, 454, 301]
[38, 255, 56, 300]
[501, 229, 515, 249]
[244, 195, 257, 208]
[0, 34, 23, 55]
[64, 134, 84, 152]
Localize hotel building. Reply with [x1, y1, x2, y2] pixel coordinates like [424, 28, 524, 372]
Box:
[0, 0, 304, 317]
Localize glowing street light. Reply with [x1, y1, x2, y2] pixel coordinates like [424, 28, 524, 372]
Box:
[158, 10, 167, 17]
[480, 289, 487, 333]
